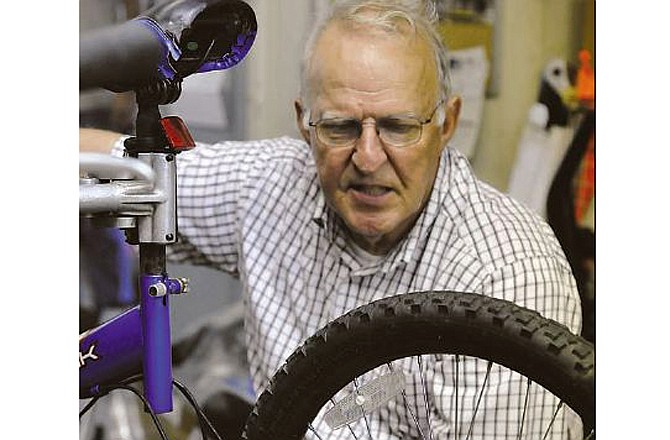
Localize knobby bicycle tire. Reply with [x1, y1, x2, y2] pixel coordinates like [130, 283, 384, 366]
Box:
[242, 290, 595, 439]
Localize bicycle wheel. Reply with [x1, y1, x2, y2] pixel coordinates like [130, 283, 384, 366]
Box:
[242, 291, 594, 439]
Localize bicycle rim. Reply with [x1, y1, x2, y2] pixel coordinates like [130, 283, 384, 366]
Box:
[242, 291, 595, 439]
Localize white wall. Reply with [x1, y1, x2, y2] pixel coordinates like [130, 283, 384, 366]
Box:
[243, 0, 331, 140]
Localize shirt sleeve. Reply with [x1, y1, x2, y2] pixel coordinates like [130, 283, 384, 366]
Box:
[165, 140, 261, 276]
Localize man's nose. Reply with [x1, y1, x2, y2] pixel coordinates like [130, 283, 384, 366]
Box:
[351, 121, 387, 174]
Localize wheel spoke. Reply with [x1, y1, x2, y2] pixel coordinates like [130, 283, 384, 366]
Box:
[465, 360, 493, 440]
[308, 423, 326, 440]
[417, 355, 434, 440]
[387, 363, 428, 438]
[329, 397, 359, 439]
[454, 354, 460, 439]
[541, 400, 564, 440]
[517, 377, 532, 439]
[346, 424, 360, 439]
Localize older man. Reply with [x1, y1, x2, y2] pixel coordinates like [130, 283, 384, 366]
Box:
[82, 0, 583, 438]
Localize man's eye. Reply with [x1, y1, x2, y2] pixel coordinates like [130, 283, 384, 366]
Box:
[321, 121, 359, 139]
[381, 120, 418, 135]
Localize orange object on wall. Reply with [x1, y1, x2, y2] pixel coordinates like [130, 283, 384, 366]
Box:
[574, 132, 594, 225]
[576, 49, 595, 105]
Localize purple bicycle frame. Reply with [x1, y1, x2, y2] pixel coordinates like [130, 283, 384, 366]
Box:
[79, 270, 184, 414]
[79, 0, 257, 418]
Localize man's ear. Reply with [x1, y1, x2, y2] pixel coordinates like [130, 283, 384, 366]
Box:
[440, 95, 462, 147]
[294, 99, 311, 145]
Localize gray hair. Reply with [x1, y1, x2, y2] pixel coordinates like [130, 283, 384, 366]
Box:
[300, 0, 452, 109]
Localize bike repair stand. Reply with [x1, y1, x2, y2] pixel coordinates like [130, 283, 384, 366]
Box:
[124, 79, 195, 414]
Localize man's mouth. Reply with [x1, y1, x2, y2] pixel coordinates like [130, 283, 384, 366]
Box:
[349, 184, 393, 197]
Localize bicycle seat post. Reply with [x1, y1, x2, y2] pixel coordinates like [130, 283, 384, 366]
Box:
[124, 79, 187, 415]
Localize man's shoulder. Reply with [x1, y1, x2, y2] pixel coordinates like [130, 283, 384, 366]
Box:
[201, 136, 310, 163]
[228, 137, 318, 217]
[438, 149, 568, 269]
[183, 136, 314, 182]
[247, 137, 315, 187]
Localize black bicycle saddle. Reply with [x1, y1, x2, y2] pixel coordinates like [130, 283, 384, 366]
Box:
[80, 0, 257, 92]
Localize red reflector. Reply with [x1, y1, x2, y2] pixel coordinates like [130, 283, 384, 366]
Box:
[160, 116, 196, 151]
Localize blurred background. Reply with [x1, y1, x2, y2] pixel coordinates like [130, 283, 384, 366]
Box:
[80, 0, 594, 188]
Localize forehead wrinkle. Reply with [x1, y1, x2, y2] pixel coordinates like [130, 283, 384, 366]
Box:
[309, 22, 439, 118]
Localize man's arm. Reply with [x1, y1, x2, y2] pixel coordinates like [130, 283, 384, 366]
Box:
[80, 128, 125, 154]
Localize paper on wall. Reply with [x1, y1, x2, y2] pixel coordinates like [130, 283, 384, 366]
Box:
[447, 46, 489, 159]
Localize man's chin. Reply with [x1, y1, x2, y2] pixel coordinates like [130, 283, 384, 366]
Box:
[347, 219, 387, 239]
[344, 222, 392, 253]
[341, 211, 419, 254]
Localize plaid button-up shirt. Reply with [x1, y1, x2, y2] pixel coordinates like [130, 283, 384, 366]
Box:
[118, 136, 582, 438]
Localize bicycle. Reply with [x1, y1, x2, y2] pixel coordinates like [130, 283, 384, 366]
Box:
[79, 0, 257, 438]
[79, 1, 594, 439]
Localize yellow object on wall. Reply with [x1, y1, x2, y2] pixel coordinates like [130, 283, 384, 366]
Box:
[437, 14, 495, 94]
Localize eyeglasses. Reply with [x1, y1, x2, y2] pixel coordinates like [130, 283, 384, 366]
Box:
[308, 99, 444, 148]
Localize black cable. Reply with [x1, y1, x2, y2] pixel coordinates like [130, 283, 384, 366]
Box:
[79, 395, 103, 418]
[173, 379, 225, 440]
[79, 382, 170, 440]
[80, 376, 226, 439]
[79, 375, 143, 418]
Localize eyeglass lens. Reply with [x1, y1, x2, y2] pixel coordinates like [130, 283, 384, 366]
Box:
[318, 118, 423, 147]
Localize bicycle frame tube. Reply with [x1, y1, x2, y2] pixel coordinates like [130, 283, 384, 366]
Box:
[79, 151, 177, 412]
[79, 136, 185, 414]
[78, 258, 185, 414]
[79, 306, 143, 398]
[139, 245, 173, 414]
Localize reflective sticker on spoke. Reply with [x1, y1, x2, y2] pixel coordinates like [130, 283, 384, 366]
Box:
[323, 369, 407, 430]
